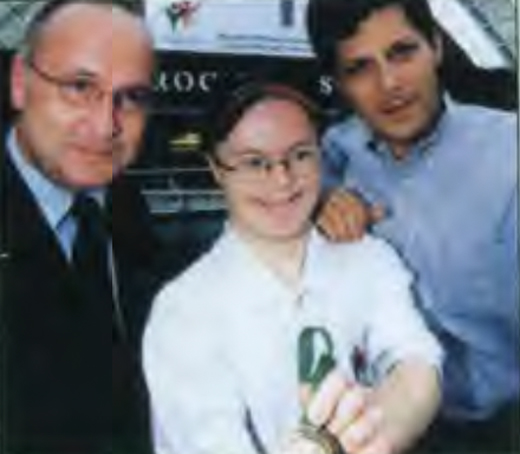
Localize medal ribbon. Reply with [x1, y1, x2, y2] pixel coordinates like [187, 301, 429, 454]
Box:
[298, 326, 336, 390]
[298, 326, 336, 425]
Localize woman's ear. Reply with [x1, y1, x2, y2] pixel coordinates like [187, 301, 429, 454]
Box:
[207, 156, 224, 186]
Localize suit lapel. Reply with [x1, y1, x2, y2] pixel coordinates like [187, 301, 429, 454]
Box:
[1, 150, 70, 275]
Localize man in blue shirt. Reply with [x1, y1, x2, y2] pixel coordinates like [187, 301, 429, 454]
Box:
[306, 0, 518, 450]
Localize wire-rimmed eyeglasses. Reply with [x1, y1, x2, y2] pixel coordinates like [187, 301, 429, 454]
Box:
[27, 60, 153, 114]
[213, 144, 320, 183]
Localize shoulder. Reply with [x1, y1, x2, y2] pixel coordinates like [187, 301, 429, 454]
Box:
[0, 149, 44, 254]
[0, 145, 10, 214]
[323, 115, 367, 148]
[0, 143, 20, 202]
[445, 101, 517, 188]
[143, 258, 214, 358]
[315, 232, 411, 283]
[450, 101, 517, 139]
[144, 234, 229, 334]
[151, 242, 220, 307]
[453, 100, 516, 120]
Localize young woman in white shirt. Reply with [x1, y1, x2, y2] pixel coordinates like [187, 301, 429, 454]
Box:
[143, 83, 443, 454]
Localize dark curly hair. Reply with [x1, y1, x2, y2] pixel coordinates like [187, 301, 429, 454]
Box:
[306, 0, 439, 74]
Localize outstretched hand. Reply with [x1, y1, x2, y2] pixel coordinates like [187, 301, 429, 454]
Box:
[302, 370, 394, 454]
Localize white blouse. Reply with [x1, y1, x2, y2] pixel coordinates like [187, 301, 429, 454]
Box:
[143, 227, 442, 454]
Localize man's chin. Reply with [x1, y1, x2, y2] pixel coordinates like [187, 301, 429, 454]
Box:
[64, 171, 116, 191]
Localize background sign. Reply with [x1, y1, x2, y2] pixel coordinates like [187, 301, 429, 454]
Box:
[145, 0, 312, 57]
[145, 0, 512, 68]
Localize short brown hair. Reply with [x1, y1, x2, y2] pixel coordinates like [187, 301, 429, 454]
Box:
[204, 82, 324, 157]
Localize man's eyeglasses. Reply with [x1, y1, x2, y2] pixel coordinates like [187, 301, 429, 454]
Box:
[214, 145, 320, 183]
[27, 60, 153, 114]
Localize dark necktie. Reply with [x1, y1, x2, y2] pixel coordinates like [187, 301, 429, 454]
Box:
[71, 195, 144, 447]
[71, 194, 114, 313]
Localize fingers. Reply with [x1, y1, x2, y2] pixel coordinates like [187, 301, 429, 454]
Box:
[316, 190, 373, 242]
[333, 397, 391, 454]
[305, 370, 393, 454]
[337, 405, 385, 453]
[305, 369, 350, 427]
[328, 386, 369, 436]
[357, 433, 393, 454]
[316, 197, 353, 242]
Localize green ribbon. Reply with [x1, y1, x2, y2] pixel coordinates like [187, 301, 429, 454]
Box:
[298, 326, 336, 392]
[298, 326, 337, 428]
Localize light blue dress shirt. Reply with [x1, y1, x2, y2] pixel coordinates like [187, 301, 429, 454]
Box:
[7, 130, 76, 259]
[322, 98, 519, 420]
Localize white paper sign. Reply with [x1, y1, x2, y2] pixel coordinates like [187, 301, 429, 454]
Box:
[145, 0, 313, 57]
[145, 0, 510, 67]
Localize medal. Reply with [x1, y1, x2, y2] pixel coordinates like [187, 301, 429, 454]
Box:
[277, 421, 341, 454]
[276, 327, 344, 454]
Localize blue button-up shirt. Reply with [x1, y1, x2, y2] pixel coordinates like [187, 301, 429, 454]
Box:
[322, 98, 519, 420]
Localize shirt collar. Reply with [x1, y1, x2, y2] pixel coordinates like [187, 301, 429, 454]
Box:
[218, 224, 328, 308]
[7, 128, 105, 231]
[220, 223, 298, 298]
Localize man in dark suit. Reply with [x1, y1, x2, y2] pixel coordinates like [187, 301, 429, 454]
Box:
[0, 1, 164, 452]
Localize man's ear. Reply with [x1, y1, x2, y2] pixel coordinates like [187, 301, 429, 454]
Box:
[10, 54, 28, 111]
[432, 32, 443, 68]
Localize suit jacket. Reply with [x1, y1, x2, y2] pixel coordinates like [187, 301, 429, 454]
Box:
[0, 142, 165, 454]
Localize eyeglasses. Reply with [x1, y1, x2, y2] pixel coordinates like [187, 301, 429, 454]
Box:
[214, 145, 320, 183]
[27, 60, 153, 114]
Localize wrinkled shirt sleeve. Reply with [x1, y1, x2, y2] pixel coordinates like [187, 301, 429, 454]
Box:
[359, 239, 444, 383]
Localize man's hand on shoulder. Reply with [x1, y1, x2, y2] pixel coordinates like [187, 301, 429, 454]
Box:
[317, 189, 385, 242]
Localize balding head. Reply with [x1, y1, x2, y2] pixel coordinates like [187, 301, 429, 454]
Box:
[20, 0, 151, 64]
